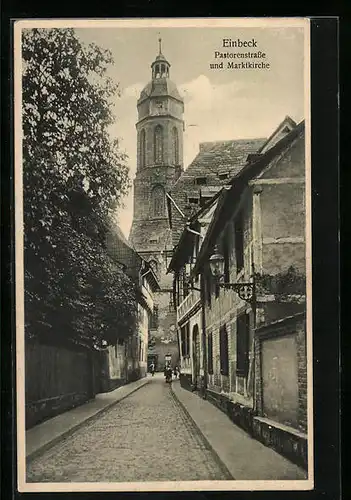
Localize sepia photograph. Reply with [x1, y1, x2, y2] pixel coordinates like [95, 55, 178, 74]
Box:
[15, 17, 312, 492]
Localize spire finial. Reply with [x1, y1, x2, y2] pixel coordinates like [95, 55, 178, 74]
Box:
[158, 37, 162, 55]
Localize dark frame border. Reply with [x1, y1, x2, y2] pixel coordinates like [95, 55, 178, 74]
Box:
[1, 12, 340, 500]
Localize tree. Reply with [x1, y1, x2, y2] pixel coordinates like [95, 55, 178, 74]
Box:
[22, 28, 137, 348]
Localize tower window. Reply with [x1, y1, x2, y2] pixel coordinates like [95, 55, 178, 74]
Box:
[154, 125, 163, 164]
[140, 129, 146, 168]
[172, 127, 179, 165]
[151, 185, 165, 217]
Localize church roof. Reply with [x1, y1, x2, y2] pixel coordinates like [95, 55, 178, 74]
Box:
[138, 78, 183, 103]
[154, 53, 168, 62]
[168, 137, 266, 245]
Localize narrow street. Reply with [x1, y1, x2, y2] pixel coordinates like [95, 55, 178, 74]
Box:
[26, 375, 232, 483]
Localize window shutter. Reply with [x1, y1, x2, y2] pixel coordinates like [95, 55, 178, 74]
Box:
[236, 313, 250, 376]
[219, 325, 229, 376]
[208, 332, 213, 374]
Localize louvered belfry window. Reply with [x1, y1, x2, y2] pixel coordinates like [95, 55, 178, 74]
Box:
[154, 125, 163, 164]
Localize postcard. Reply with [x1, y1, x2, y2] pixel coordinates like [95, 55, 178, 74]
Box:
[14, 17, 312, 492]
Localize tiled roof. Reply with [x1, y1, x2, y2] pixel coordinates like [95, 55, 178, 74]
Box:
[169, 137, 266, 246]
[138, 78, 183, 103]
[106, 224, 142, 281]
[192, 121, 305, 275]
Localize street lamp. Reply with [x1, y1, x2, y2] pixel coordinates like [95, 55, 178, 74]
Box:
[208, 245, 257, 327]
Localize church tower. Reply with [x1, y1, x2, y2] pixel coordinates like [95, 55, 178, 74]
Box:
[129, 40, 184, 351]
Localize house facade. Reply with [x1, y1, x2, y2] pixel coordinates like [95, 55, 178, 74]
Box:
[168, 118, 308, 468]
[101, 225, 159, 391]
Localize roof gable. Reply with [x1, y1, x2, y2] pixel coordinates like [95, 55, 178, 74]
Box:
[257, 116, 297, 155]
[257, 128, 305, 180]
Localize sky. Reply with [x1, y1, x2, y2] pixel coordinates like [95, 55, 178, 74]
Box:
[75, 24, 306, 238]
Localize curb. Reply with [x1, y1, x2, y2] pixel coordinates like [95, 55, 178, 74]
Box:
[170, 382, 235, 480]
[26, 378, 150, 463]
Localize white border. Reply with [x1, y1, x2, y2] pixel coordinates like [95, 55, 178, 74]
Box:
[15, 17, 313, 492]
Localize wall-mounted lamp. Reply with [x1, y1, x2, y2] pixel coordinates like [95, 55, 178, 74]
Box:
[208, 245, 257, 326]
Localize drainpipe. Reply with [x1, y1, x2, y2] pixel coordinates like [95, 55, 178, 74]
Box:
[200, 272, 208, 399]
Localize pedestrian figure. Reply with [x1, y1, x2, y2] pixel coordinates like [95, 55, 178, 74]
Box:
[165, 365, 173, 383]
[150, 362, 155, 376]
[173, 366, 179, 379]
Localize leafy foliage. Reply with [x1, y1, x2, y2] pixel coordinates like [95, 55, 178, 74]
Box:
[255, 266, 306, 302]
[22, 28, 137, 348]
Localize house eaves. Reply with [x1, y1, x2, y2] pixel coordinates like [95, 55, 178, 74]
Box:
[167, 187, 225, 273]
[191, 120, 305, 276]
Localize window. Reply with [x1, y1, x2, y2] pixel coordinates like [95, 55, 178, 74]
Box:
[151, 185, 165, 217]
[180, 323, 190, 357]
[150, 305, 159, 329]
[140, 129, 146, 168]
[154, 125, 163, 164]
[219, 173, 229, 181]
[207, 331, 213, 374]
[172, 127, 179, 165]
[195, 177, 207, 186]
[236, 313, 250, 377]
[186, 324, 190, 356]
[235, 210, 244, 273]
[219, 324, 229, 376]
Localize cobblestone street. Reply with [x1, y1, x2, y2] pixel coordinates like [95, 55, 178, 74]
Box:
[26, 375, 232, 483]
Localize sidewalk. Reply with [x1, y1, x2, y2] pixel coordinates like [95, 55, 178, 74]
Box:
[171, 380, 307, 481]
[26, 376, 150, 461]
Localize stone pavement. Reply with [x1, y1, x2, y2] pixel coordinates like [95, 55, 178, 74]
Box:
[171, 380, 307, 480]
[26, 376, 150, 460]
[26, 375, 231, 482]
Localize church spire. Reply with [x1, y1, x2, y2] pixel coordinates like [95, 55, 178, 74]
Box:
[151, 37, 170, 79]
